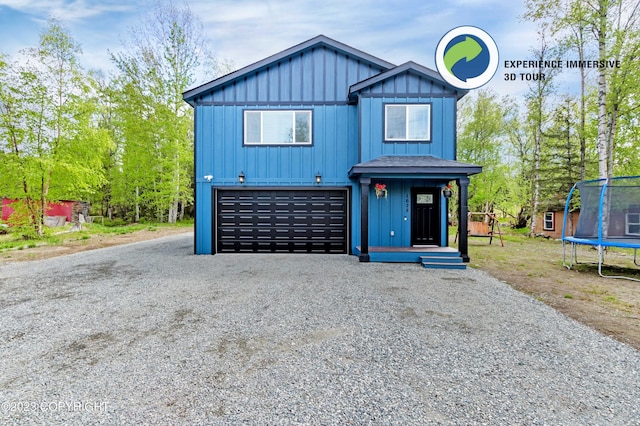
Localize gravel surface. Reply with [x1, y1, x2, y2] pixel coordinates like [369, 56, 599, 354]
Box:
[1, 232, 639, 425]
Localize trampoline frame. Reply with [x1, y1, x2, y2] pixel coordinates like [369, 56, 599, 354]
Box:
[561, 176, 640, 282]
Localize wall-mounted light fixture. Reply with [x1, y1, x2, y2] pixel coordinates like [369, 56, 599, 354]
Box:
[238, 171, 245, 184]
[442, 184, 453, 199]
[315, 173, 322, 184]
[204, 175, 213, 182]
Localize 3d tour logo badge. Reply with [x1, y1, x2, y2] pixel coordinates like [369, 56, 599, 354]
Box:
[435, 26, 499, 90]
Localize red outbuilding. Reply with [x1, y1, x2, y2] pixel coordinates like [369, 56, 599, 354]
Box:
[1, 198, 77, 224]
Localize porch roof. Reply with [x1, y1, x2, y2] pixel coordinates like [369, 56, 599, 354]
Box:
[348, 155, 482, 178]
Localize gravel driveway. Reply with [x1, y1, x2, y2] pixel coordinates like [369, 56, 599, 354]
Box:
[1, 232, 639, 425]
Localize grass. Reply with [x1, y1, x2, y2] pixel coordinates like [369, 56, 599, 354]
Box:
[456, 225, 640, 276]
[582, 286, 608, 296]
[453, 224, 640, 338]
[0, 219, 192, 253]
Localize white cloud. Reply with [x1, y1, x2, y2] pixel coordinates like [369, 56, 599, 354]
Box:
[0, 0, 133, 22]
[189, 0, 468, 72]
[0, 0, 543, 94]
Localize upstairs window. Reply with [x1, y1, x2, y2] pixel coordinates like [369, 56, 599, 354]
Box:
[543, 212, 555, 231]
[385, 104, 431, 141]
[244, 110, 312, 145]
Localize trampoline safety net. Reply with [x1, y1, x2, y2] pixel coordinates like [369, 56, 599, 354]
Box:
[562, 176, 640, 281]
[572, 177, 640, 241]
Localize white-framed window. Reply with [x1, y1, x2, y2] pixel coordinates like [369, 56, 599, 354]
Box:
[626, 213, 640, 236]
[543, 212, 555, 231]
[384, 104, 431, 141]
[244, 110, 312, 145]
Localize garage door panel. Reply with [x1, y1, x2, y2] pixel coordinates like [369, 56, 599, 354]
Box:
[217, 215, 344, 228]
[216, 189, 348, 253]
[219, 226, 345, 239]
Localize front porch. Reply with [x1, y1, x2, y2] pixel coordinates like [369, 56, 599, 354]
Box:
[348, 155, 482, 264]
[353, 245, 466, 269]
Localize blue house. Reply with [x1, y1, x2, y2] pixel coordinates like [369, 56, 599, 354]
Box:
[183, 35, 481, 266]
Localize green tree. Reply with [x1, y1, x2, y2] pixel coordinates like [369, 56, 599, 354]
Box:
[0, 19, 111, 237]
[526, 0, 592, 181]
[91, 72, 123, 220]
[539, 96, 594, 209]
[613, 97, 640, 176]
[525, 0, 640, 180]
[109, 1, 210, 223]
[524, 30, 563, 236]
[458, 89, 514, 214]
[505, 110, 534, 228]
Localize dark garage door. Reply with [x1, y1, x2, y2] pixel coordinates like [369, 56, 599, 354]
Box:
[216, 189, 348, 253]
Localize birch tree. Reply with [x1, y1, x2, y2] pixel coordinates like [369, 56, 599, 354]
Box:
[110, 1, 211, 223]
[526, 0, 640, 179]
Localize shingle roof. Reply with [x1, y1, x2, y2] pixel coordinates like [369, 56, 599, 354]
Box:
[348, 155, 482, 177]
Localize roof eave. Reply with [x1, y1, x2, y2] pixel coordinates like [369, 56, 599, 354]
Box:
[348, 165, 483, 178]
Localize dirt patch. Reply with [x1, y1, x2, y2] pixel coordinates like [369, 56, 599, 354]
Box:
[467, 237, 640, 351]
[0, 227, 191, 264]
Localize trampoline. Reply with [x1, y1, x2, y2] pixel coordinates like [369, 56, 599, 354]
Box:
[562, 176, 640, 281]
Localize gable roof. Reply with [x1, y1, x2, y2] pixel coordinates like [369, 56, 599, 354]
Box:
[183, 35, 396, 105]
[348, 61, 468, 102]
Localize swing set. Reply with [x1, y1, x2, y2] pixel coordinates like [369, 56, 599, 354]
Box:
[456, 212, 504, 247]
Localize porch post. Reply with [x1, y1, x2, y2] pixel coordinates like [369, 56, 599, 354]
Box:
[458, 177, 470, 262]
[359, 177, 371, 262]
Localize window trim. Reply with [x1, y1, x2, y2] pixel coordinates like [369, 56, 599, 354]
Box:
[383, 103, 432, 143]
[543, 211, 555, 231]
[243, 109, 313, 146]
[626, 213, 640, 236]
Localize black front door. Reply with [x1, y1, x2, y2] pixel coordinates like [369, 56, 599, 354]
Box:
[411, 188, 440, 246]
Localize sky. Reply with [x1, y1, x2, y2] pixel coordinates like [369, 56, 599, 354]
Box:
[0, 0, 568, 98]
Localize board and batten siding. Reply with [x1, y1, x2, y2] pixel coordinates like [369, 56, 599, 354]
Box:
[190, 38, 466, 255]
[194, 103, 358, 254]
[358, 96, 457, 162]
[193, 46, 387, 104]
[348, 70, 458, 252]
[192, 45, 386, 253]
[355, 69, 453, 97]
[195, 104, 357, 185]
[350, 179, 449, 251]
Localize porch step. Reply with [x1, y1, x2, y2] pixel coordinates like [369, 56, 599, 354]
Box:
[422, 262, 467, 270]
[420, 255, 466, 270]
